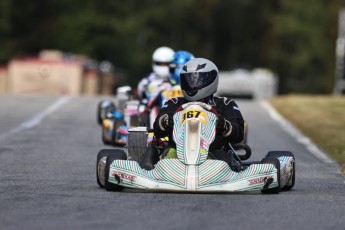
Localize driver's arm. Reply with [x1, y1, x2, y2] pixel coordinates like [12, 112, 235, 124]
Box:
[153, 98, 180, 138]
[219, 99, 244, 144]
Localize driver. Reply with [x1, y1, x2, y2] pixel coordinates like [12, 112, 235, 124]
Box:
[140, 58, 244, 169]
[155, 57, 244, 147]
[137, 46, 175, 101]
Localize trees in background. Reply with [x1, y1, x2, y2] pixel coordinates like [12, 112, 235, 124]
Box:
[0, 0, 343, 93]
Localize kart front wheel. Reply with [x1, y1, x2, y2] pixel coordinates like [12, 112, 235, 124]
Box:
[260, 157, 280, 194]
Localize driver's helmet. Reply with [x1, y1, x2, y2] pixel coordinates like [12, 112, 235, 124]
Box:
[180, 58, 219, 101]
[152, 46, 174, 78]
[169, 50, 194, 85]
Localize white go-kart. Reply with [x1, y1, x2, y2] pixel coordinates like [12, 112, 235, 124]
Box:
[96, 102, 295, 193]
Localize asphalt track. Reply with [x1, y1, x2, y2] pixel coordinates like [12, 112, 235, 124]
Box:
[0, 94, 344, 230]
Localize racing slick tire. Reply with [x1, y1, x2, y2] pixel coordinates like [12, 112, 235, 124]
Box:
[260, 157, 280, 194]
[266, 151, 295, 191]
[97, 149, 111, 188]
[97, 101, 116, 125]
[104, 150, 127, 191]
[96, 149, 127, 191]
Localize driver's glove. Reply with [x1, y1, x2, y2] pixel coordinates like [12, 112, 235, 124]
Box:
[159, 114, 174, 131]
[216, 114, 232, 137]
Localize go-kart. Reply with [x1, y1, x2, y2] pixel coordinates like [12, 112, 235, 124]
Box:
[97, 85, 139, 146]
[98, 84, 184, 146]
[101, 111, 128, 146]
[96, 99, 129, 146]
[97, 100, 116, 125]
[97, 86, 132, 125]
[96, 102, 295, 193]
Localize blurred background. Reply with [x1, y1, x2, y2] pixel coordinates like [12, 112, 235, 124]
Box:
[0, 0, 345, 96]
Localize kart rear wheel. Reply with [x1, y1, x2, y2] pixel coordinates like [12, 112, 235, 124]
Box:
[281, 161, 295, 191]
[260, 157, 280, 194]
[266, 151, 295, 191]
[96, 149, 127, 191]
[96, 149, 111, 188]
[104, 150, 127, 191]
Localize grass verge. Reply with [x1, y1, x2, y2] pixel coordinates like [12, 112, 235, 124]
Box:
[268, 95, 345, 174]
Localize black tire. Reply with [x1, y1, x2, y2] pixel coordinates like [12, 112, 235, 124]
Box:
[266, 151, 295, 191]
[96, 149, 112, 188]
[104, 150, 127, 191]
[260, 157, 280, 194]
[96, 149, 127, 190]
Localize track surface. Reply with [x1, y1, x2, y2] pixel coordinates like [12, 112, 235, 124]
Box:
[0, 94, 344, 230]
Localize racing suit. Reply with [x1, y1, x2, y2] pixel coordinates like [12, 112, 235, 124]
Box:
[137, 73, 170, 101]
[153, 96, 244, 153]
[137, 73, 174, 128]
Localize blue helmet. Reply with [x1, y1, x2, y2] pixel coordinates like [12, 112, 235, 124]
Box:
[169, 50, 194, 85]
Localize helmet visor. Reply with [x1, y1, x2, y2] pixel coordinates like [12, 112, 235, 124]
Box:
[180, 70, 217, 92]
[153, 61, 170, 67]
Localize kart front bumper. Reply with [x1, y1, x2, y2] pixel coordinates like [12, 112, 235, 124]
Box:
[103, 158, 283, 192]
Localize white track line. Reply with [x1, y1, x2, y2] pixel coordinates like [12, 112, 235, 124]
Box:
[260, 100, 333, 163]
[0, 96, 70, 142]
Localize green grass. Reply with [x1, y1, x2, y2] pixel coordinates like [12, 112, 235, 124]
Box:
[269, 95, 345, 174]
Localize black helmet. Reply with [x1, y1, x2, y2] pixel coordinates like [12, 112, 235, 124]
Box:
[180, 58, 219, 101]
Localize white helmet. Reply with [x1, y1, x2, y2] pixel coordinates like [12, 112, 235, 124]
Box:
[180, 58, 219, 101]
[152, 46, 174, 78]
